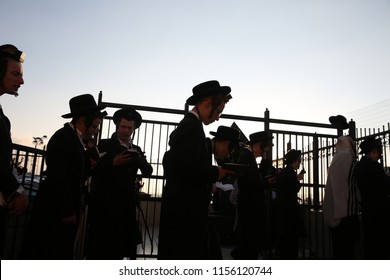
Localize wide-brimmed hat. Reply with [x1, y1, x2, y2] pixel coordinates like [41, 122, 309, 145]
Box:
[62, 94, 106, 118]
[247, 131, 274, 145]
[210, 126, 240, 143]
[359, 136, 382, 155]
[284, 149, 302, 164]
[113, 107, 142, 128]
[186, 80, 231, 105]
[329, 115, 349, 129]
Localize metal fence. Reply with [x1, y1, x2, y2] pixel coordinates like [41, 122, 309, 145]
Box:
[4, 92, 390, 259]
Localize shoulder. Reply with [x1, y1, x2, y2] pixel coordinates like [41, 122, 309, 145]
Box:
[48, 124, 75, 144]
[179, 113, 199, 128]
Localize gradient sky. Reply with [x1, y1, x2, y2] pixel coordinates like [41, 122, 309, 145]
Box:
[1, 0, 389, 147]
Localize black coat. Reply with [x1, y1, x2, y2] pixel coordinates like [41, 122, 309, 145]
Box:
[158, 112, 219, 260]
[0, 109, 19, 197]
[275, 165, 303, 259]
[0, 107, 20, 258]
[87, 134, 153, 259]
[25, 123, 88, 259]
[353, 155, 390, 259]
[235, 146, 266, 258]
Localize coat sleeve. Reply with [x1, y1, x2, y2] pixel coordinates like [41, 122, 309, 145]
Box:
[135, 146, 153, 177]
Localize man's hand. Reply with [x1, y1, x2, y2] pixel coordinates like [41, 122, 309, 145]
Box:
[113, 150, 133, 166]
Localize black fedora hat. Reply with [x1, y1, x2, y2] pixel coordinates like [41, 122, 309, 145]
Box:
[210, 125, 240, 143]
[247, 131, 274, 145]
[329, 115, 349, 129]
[358, 136, 382, 155]
[187, 80, 231, 105]
[113, 107, 142, 128]
[62, 94, 106, 118]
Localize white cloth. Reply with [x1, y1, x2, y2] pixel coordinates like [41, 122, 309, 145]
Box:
[323, 136, 356, 228]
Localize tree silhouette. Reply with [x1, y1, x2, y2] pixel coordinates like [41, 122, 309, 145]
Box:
[32, 135, 47, 148]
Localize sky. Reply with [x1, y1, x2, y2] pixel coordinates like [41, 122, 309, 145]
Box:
[1, 0, 389, 147]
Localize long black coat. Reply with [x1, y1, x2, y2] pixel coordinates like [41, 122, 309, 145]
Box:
[235, 146, 266, 259]
[0, 108, 20, 258]
[158, 112, 219, 260]
[353, 155, 390, 259]
[87, 134, 153, 259]
[25, 123, 87, 259]
[276, 165, 302, 259]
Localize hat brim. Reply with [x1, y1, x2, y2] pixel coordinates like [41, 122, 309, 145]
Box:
[186, 86, 231, 105]
[61, 104, 107, 118]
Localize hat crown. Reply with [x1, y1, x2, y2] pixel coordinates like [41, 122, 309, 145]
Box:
[62, 94, 106, 118]
[329, 115, 349, 129]
[187, 80, 231, 105]
[248, 131, 273, 144]
[113, 107, 142, 128]
[210, 125, 240, 141]
[192, 80, 221, 94]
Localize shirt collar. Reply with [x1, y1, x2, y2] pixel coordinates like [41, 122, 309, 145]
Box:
[190, 109, 199, 120]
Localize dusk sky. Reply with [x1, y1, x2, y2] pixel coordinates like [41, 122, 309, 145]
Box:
[1, 0, 389, 147]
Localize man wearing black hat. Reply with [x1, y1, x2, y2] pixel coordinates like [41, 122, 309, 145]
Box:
[23, 94, 106, 259]
[158, 80, 233, 260]
[87, 107, 153, 260]
[275, 149, 305, 259]
[0, 44, 29, 258]
[207, 126, 241, 259]
[353, 136, 390, 259]
[228, 131, 272, 259]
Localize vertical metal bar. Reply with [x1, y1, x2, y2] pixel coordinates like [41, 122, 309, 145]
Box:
[312, 134, 320, 210]
[264, 108, 270, 131]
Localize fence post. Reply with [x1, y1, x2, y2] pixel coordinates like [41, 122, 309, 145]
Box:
[263, 108, 273, 165]
[97, 90, 104, 142]
[264, 108, 270, 131]
[348, 119, 356, 140]
[312, 134, 320, 210]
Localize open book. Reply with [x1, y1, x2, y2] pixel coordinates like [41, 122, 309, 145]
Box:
[214, 181, 234, 191]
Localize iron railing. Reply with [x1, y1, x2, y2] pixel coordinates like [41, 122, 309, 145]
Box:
[3, 91, 389, 259]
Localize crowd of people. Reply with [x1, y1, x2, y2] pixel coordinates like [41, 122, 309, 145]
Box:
[1, 44, 389, 260]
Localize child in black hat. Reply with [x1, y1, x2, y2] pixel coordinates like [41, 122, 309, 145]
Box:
[87, 107, 153, 260]
[275, 149, 305, 259]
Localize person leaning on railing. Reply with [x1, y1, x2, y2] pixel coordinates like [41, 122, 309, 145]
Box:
[0, 44, 29, 258]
